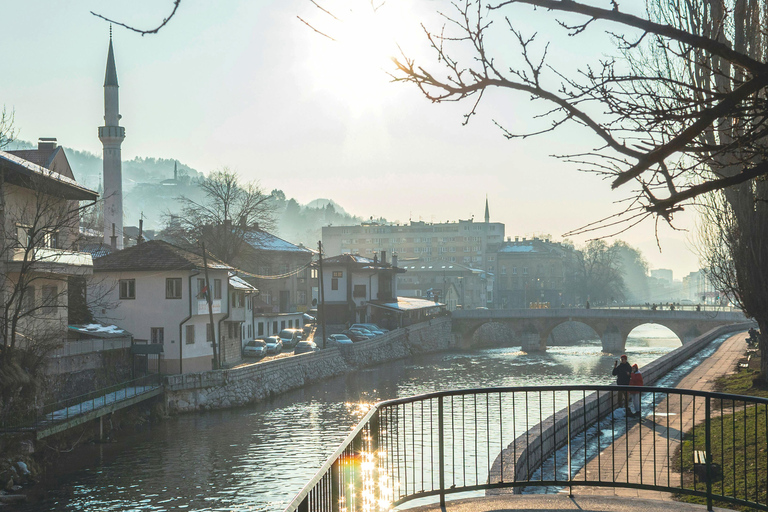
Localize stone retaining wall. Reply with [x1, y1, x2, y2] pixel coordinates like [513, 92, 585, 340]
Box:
[489, 321, 755, 490]
[165, 317, 456, 413]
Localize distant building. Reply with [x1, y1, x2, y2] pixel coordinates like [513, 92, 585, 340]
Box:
[650, 268, 674, 284]
[232, 228, 315, 314]
[322, 204, 505, 275]
[491, 237, 573, 308]
[682, 269, 721, 304]
[397, 258, 491, 310]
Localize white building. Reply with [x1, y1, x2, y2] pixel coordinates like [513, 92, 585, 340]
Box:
[92, 240, 235, 373]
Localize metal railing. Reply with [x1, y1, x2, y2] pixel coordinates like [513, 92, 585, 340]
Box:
[284, 385, 768, 512]
[1, 374, 162, 431]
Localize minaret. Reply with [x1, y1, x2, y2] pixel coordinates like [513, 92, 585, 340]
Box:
[484, 196, 490, 223]
[99, 28, 125, 250]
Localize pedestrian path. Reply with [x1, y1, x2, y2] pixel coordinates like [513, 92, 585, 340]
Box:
[571, 331, 748, 499]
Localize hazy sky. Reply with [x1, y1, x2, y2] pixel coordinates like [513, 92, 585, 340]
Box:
[2, 1, 702, 278]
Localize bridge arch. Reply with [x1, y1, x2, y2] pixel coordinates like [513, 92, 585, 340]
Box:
[453, 308, 745, 353]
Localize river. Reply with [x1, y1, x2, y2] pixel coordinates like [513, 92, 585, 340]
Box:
[19, 325, 681, 511]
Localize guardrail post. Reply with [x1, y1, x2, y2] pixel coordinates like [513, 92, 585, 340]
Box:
[369, 410, 380, 508]
[564, 389, 568, 498]
[705, 396, 713, 511]
[438, 395, 445, 507]
[331, 460, 340, 512]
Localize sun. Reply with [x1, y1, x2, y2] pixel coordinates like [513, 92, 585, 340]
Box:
[301, 1, 420, 115]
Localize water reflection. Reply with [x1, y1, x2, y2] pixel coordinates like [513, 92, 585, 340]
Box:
[22, 327, 679, 511]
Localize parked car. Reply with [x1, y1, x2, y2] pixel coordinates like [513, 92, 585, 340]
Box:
[360, 323, 389, 333]
[294, 340, 319, 355]
[349, 327, 376, 338]
[343, 330, 370, 342]
[263, 336, 283, 355]
[242, 339, 267, 358]
[351, 324, 386, 335]
[278, 328, 303, 349]
[327, 334, 353, 346]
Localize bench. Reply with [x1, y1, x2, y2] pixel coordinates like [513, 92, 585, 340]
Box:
[693, 450, 721, 481]
[693, 450, 708, 480]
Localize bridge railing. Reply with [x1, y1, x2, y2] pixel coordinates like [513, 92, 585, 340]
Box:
[284, 385, 768, 512]
[1, 373, 163, 431]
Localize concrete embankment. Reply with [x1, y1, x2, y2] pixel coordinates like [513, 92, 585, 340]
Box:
[490, 321, 756, 488]
[165, 317, 457, 413]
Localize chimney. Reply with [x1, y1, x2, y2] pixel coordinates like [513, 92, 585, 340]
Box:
[380, 250, 386, 264]
[515, 237, 519, 242]
[392, 254, 398, 268]
[38, 137, 57, 151]
[138, 219, 144, 244]
[373, 253, 378, 264]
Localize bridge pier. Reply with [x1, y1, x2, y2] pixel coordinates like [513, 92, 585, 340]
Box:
[520, 332, 546, 352]
[601, 331, 626, 354]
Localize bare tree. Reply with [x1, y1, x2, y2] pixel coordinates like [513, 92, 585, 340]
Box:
[0, 158, 101, 425]
[566, 240, 627, 306]
[159, 168, 275, 263]
[0, 106, 16, 150]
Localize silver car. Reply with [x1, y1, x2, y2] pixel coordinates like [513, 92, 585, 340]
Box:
[243, 339, 267, 358]
[263, 336, 283, 355]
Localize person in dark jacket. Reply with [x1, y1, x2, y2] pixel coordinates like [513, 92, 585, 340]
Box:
[612, 354, 632, 409]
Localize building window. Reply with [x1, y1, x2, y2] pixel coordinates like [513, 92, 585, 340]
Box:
[501, 266, 507, 275]
[297, 290, 307, 304]
[523, 267, 529, 275]
[166, 278, 182, 299]
[45, 231, 58, 249]
[332, 271, 343, 278]
[185, 325, 195, 344]
[281, 320, 286, 330]
[332, 278, 339, 290]
[353, 284, 366, 298]
[151, 327, 164, 344]
[227, 322, 238, 339]
[214, 279, 222, 299]
[23, 286, 35, 312]
[272, 321, 278, 333]
[258, 322, 264, 336]
[206, 323, 214, 342]
[197, 278, 206, 298]
[512, 267, 517, 275]
[42, 285, 57, 315]
[119, 279, 135, 299]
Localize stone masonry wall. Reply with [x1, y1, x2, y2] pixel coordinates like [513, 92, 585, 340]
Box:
[165, 317, 457, 413]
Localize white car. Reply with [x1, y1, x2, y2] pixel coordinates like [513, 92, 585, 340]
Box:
[263, 336, 283, 355]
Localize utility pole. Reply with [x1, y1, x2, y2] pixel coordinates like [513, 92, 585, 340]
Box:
[318, 241, 327, 349]
[201, 241, 218, 369]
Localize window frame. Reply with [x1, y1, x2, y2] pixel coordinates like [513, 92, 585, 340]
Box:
[166, 278, 182, 299]
[119, 279, 136, 300]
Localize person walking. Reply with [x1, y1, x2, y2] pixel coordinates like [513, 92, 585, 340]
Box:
[612, 355, 632, 410]
[628, 364, 644, 417]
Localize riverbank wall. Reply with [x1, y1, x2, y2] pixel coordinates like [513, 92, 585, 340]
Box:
[489, 321, 756, 490]
[164, 317, 457, 413]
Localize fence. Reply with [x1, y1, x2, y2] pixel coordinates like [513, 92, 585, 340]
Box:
[284, 385, 768, 512]
[1, 373, 162, 431]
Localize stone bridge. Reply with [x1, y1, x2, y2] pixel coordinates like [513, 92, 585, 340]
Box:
[451, 308, 747, 353]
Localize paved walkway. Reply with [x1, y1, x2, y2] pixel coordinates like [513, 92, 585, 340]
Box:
[402, 331, 748, 511]
[571, 330, 747, 500]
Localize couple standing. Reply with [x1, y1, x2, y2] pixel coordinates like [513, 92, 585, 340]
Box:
[612, 354, 643, 417]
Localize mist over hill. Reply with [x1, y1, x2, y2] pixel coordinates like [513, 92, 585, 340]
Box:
[6, 140, 364, 247]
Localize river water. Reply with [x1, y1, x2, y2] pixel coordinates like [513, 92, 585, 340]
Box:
[20, 326, 682, 511]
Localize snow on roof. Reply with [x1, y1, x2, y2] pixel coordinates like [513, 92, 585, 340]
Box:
[229, 273, 257, 291]
[0, 150, 97, 200]
[371, 297, 445, 312]
[498, 245, 536, 253]
[244, 230, 312, 253]
[69, 323, 131, 338]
